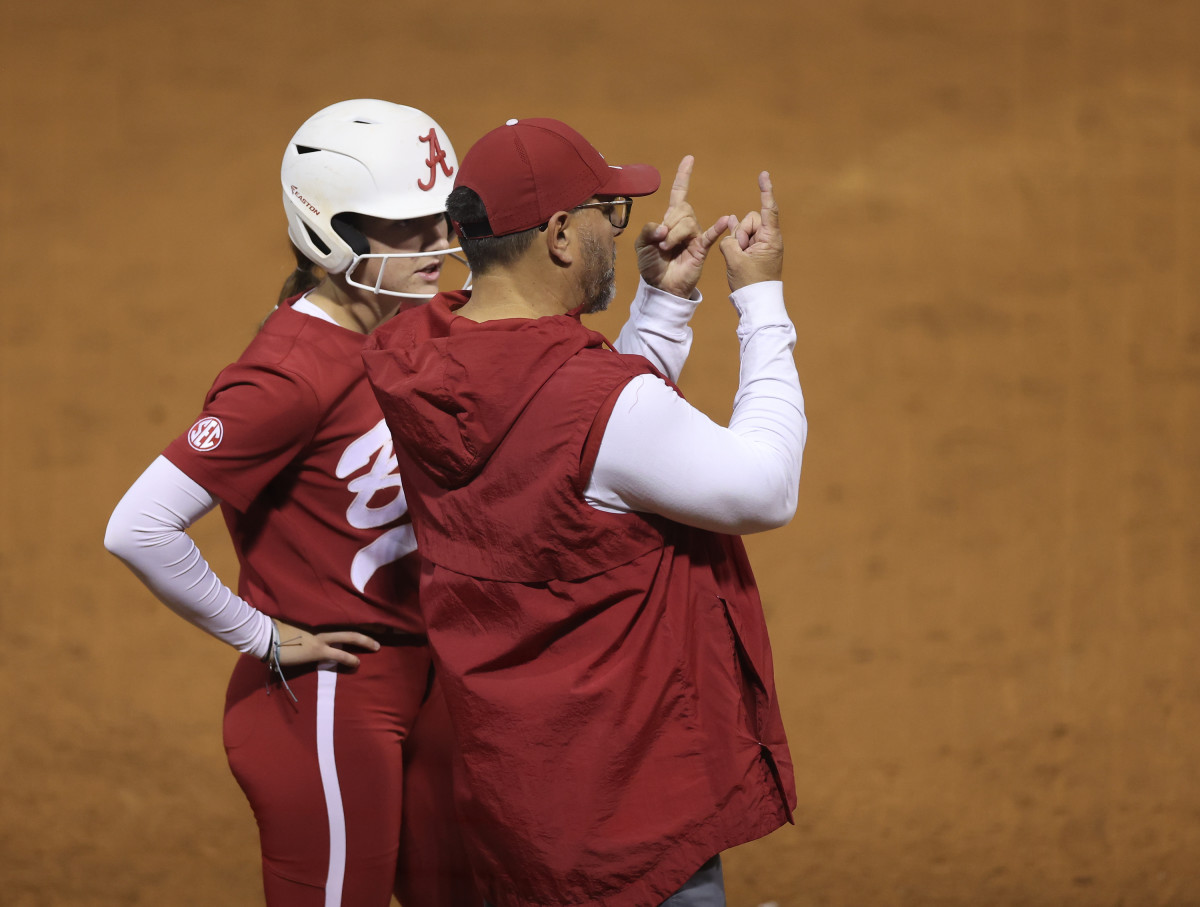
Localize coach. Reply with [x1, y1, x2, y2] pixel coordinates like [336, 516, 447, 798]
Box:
[363, 117, 806, 907]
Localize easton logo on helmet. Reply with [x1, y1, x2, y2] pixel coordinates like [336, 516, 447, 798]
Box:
[418, 129, 454, 191]
[290, 185, 320, 215]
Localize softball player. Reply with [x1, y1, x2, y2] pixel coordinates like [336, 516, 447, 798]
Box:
[105, 99, 475, 907]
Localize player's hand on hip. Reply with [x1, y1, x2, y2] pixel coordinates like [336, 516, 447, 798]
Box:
[270, 619, 380, 669]
[635, 155, 732, 298]
[719, 171, 784, 291]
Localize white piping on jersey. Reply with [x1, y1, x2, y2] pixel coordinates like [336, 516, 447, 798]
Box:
[294, 295, 340, 324]
[317, 668, 347, 907]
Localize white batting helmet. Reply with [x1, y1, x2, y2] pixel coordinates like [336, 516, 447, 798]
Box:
[280, 99, 461, 294]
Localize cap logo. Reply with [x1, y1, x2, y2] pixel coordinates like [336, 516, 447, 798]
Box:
[418, 129, 455, 191]
[187, 417, 224, 452]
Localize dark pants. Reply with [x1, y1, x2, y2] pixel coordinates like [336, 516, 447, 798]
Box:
[482, 854, 725, 907]
[660, 855, 725, 906]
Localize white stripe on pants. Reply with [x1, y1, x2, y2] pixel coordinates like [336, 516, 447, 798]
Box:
[317, 668, 346, 907]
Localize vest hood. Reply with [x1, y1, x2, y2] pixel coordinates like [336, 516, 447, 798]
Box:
[363, 292, 609, 488]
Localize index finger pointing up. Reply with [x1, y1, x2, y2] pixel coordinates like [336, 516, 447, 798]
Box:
[759, 171, 780, 228]
[668, 155, 696, 210]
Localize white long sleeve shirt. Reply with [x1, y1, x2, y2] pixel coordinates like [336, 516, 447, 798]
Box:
[589, 279, 805, 534]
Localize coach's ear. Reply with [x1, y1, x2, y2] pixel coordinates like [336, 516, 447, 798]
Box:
[543, 210, 575, 267]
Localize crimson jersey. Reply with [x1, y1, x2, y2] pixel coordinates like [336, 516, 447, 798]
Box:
[164, 298, 422, 634]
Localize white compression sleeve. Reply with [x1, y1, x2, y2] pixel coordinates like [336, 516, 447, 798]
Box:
[611, 277, 701, 382]
[586, 281, 806, 535]
[104, 455, 275, 659]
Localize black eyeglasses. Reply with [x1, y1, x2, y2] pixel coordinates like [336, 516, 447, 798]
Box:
[570, 197, 633, 230]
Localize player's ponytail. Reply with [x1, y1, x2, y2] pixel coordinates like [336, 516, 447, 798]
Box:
[277, 243, 325, 305]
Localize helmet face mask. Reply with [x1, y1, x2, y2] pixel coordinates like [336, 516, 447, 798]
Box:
[344, 247, 469, 298]
[281, 99, 465, 298]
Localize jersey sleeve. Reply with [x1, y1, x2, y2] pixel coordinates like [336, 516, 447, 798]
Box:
[163, 363, 322, 512]
[104, 455, 275, 658]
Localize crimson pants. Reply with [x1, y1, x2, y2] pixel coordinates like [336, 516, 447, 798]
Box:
[224, 644, 477, 907]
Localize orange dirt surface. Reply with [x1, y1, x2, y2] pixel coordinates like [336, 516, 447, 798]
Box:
[2, 1, 1197, 905]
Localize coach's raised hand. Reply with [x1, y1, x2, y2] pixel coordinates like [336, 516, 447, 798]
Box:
[635, 155, 732, 299]
[719, 171, 784, 291]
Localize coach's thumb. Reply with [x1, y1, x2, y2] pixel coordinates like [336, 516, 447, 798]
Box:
[719, 231, 742, 261]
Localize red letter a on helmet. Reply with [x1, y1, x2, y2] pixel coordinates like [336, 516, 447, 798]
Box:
[418, 129, 455, 191]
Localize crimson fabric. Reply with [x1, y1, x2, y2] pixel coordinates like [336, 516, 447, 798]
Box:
[166, 297, 476, 906]
[224, 645, 428, 905]
[163, 297, 423, 633]
[363, 295, 796, 907]
[397, 674, 479, 907]
[453, 118, 660, 237]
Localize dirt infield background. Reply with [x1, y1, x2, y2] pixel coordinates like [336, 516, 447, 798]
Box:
[2, 1, 1198, 904]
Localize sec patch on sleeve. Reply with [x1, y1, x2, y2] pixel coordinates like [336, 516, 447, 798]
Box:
[187, 417, 224, 452]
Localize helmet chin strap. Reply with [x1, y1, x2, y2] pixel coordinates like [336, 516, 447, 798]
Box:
[344, 247, 472, 299]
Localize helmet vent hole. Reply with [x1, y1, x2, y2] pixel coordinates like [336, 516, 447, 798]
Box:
[295, 145, 319, 154]
[303, 224, 331, 255]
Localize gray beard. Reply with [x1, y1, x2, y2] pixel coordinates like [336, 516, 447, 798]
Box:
[583, 265, 617, 313]
[581, 237, 617, 314]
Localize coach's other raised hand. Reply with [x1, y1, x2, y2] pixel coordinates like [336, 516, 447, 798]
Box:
[719, 171, 783, 291]
[635, 155, 732, 299]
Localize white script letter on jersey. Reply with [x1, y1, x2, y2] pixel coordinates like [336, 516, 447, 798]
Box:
[336, 419, 417, 593]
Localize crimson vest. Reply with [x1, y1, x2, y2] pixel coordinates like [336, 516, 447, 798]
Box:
[367, 303, 796, 907]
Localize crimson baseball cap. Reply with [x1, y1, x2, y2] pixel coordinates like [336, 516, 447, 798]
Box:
[452, 117, 661, 237]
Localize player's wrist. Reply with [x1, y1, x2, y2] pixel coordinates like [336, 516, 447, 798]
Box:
[259, 618, 280, 664]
